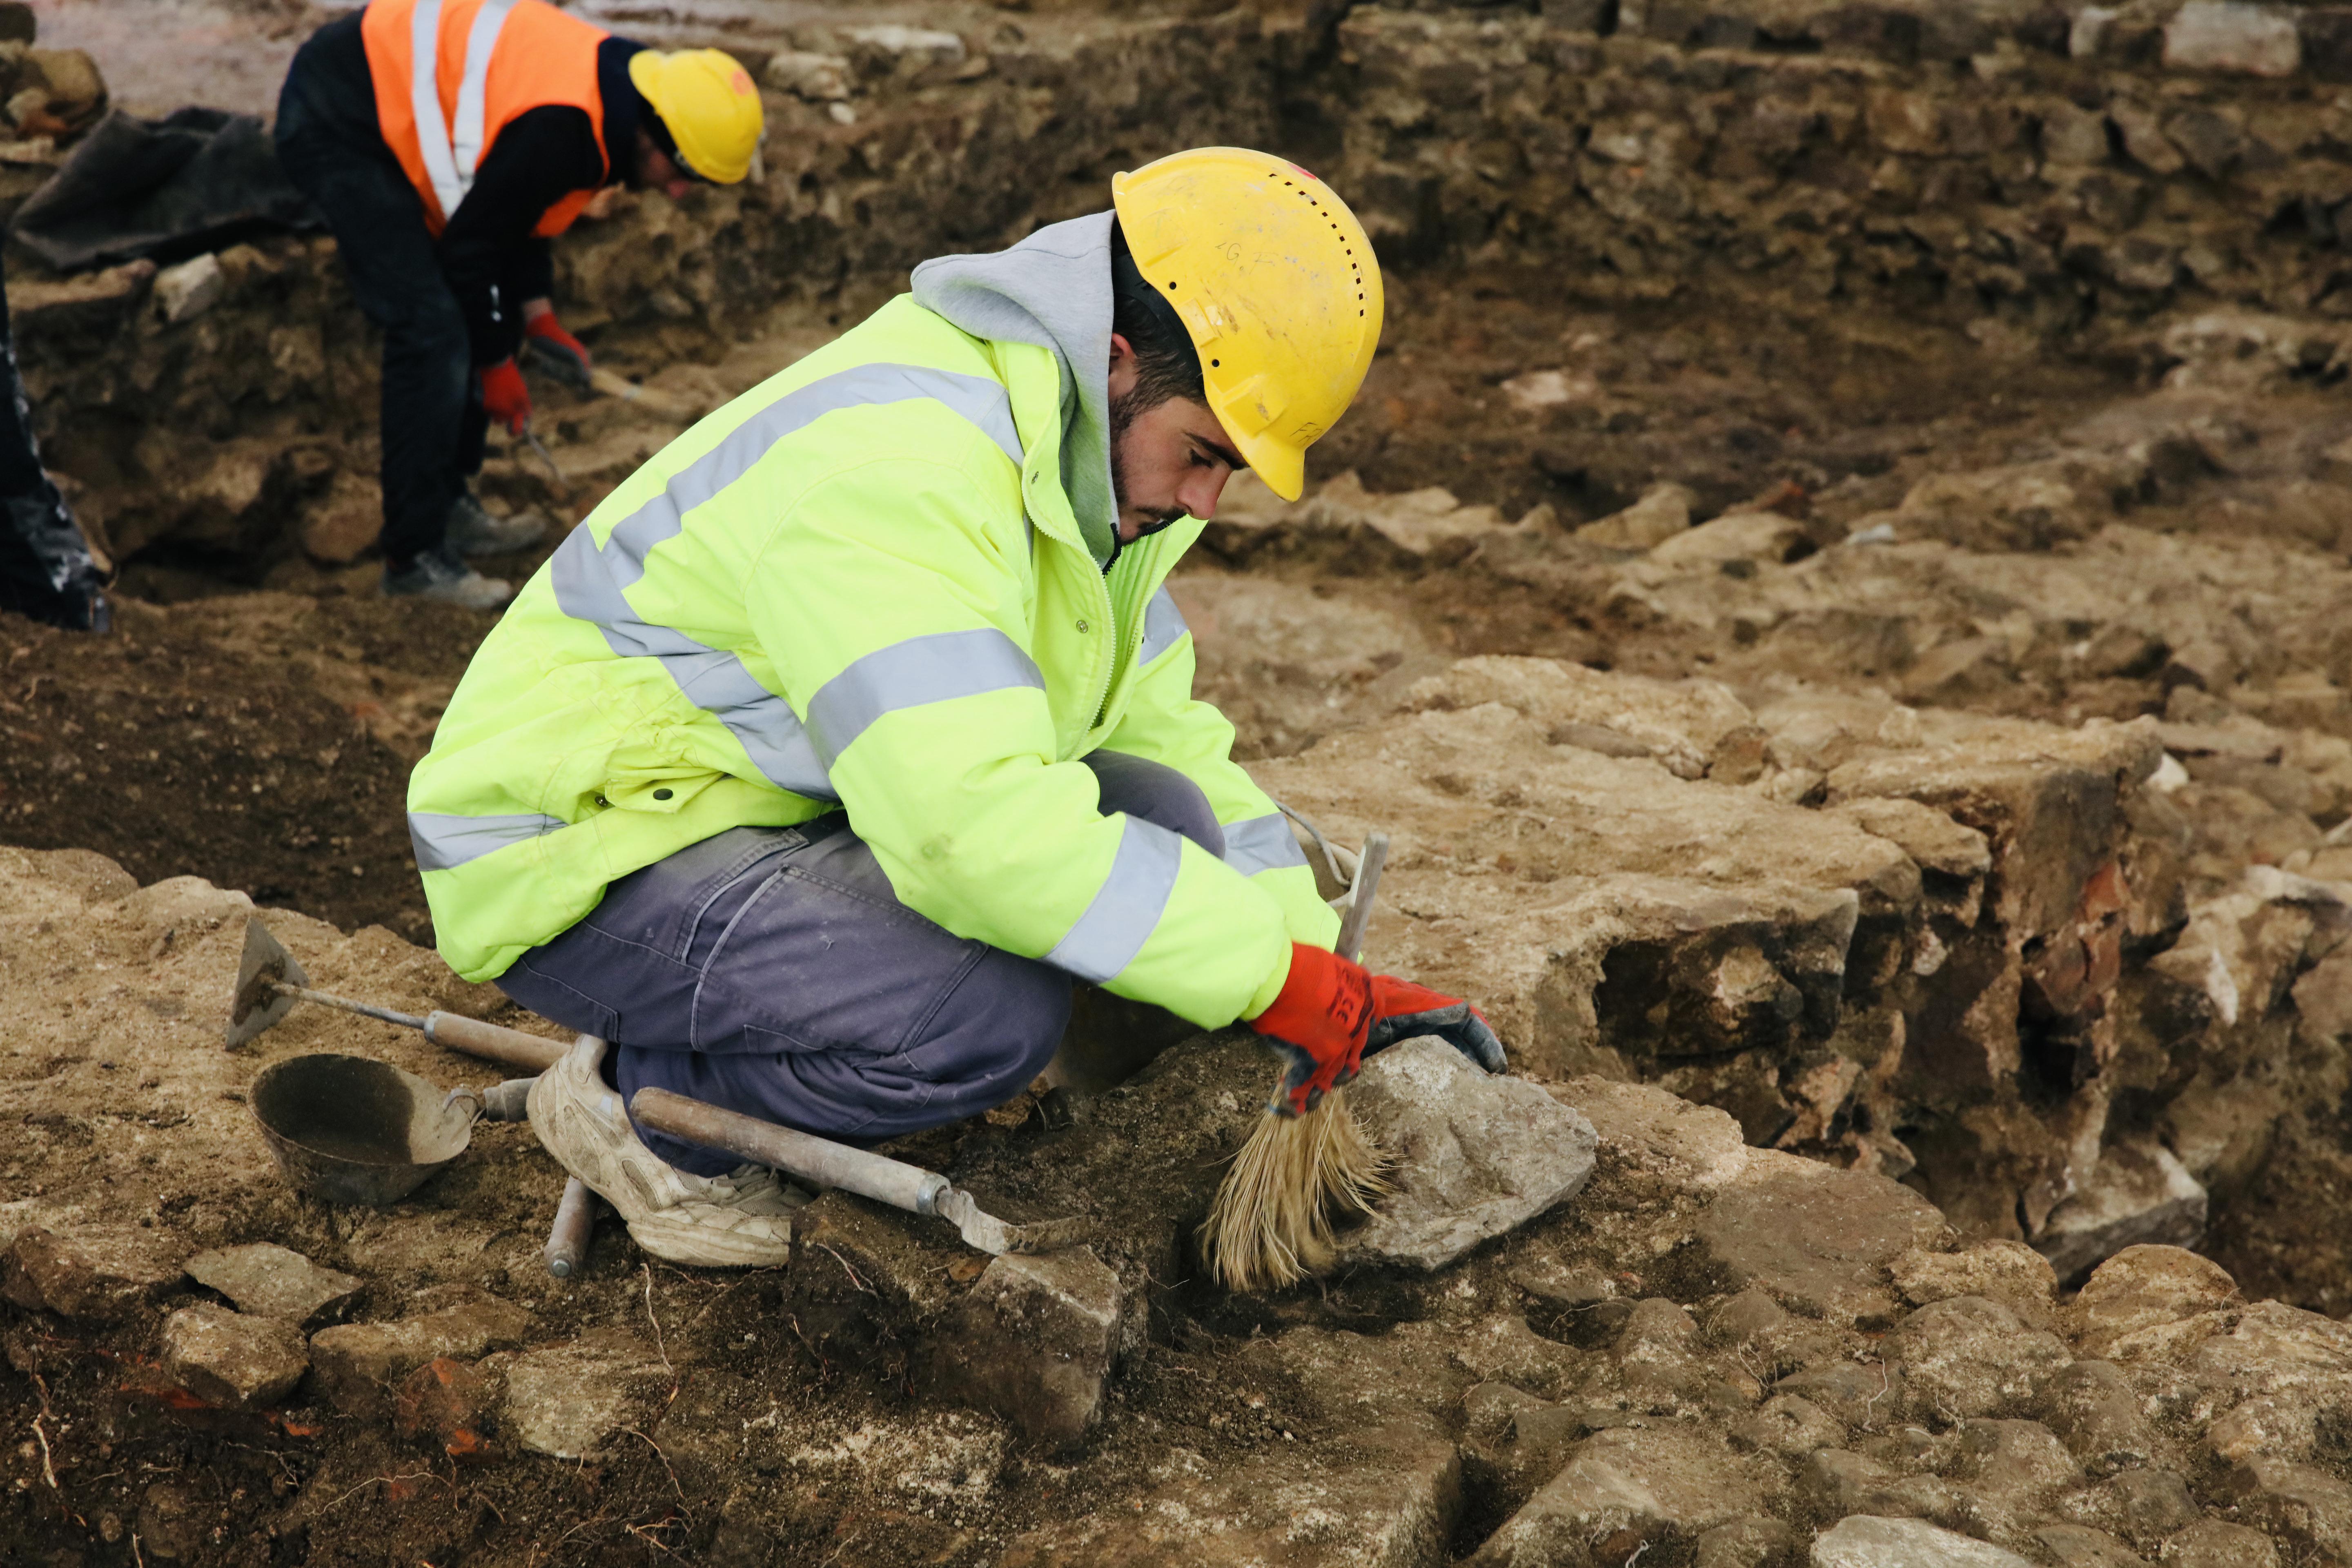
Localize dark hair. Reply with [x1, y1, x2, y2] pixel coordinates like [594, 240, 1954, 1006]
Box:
[1110, 220, 1205, 409]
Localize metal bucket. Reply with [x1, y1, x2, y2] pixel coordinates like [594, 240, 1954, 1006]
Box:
[249, 1053, 481, 1206]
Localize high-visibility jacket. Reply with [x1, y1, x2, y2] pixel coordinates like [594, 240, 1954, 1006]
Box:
[408, 296, 1340, 1028]
[362, 0, 610, 238]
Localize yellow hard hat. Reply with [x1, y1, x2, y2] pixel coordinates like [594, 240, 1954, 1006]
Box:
[627, 49, 764, 185]
[1111, 147, 1383, 502]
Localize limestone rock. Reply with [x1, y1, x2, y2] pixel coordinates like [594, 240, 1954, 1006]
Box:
[2036, 1143, 2209, 1285]
[309, 1285, 532, 1418]
[934, 1246, 1123, 1447]
[1889, 1296, 2074, 1420]
[1465, 1421, 1771, 1566]
[185, 1243, 361, 1327]
[2163, 2, 2299, 75]
[765, 49, 851, 101]
[1812, 1515, 2032, 1566]
[997, 1422, 1460, 1567]
[1339, 1037, 1597, 1272]
[160, 1302, 308, 1411]
[2068, 1246, 2238, 1360]
[1578, 481, 1695, 550]
[1695, 1163, 1951, 1327]
[2158, 1520, 2280, 1566]
[1801, 1447, 1962, 1523]
[2034, 1523, 2148, 1566]
[496, 1332, 670, 1461]
[1889, 1241, 2058, 1329]
[152, 253, 224, 325]
[1, 1223, 184, 1323]
[1403, 654, 1764, 782]
[1732, 1393, 1847, 1459]
[2038, 1360, 2157, 1474]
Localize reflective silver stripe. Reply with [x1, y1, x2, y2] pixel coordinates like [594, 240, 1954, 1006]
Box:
[1138, 585, 1189, 665]
[806, 628, 1045, 771]
[450, 0, 518, 188]
[409, 811, 566, 873]
[551, 363, 1027, 798]
[1045, 817, 1183, 983]
[1221, 812, 1307, 877]
[408, 0, 465, 221]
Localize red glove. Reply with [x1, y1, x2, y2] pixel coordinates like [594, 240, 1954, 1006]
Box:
[1248, 943, 1376, 1116]
[523, 312, 591, 387]
[481, 358, 530, 435]
[1249, 944, 1508, 1117]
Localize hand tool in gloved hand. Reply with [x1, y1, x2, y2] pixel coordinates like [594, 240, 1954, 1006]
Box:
[629, 1087, 1090, 1256]
[523, 337, 704, 424]
[225, 914, 567, 1073]
[520, 421, 570, 496]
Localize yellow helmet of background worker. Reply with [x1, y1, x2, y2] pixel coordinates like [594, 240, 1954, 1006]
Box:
[1112, 147, 1384, 502]
[628, 49, 764, 185]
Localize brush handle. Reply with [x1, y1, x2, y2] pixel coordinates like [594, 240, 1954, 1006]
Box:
[1334, 832, 1389, 964]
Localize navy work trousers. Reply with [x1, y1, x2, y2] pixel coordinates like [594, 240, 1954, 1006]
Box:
[496, 752, 1225, 1175]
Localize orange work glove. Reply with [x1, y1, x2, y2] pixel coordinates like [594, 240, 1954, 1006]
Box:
[480, 358, 530, 436]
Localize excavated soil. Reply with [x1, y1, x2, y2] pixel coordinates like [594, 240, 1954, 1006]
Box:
[16, 0, 2352, 1564]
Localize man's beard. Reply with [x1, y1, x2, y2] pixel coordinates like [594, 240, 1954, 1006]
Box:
[1105, 385, 1187, 570]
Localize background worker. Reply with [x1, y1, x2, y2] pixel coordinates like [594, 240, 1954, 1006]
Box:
[274, 0, 763, 608]
[408, 149, 1504, 1266]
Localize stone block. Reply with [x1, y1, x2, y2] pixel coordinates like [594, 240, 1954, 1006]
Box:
[1889, 1295, 2074, 1420]
[1695, 1163, 1950, 1327]
[1812, 1516, 2032, 1566]
[2038, 1360, 2157, 1474]
[160, 1302, 307, 1411]
[2033, 1523, 2147, 1565]
[309, 1285, 532, 1418]
[2068, 1245, 2237, 1359]
[2035, 1143, 2208, 1285]
[764, 49, 850, 101]
[997, 1421, 1460, 1567]
[2158, 1520, 2280, 1566]
[151, 253, 224, 325]
[2163, 2, 2299, 76]
[1890, 1241, 2057, 1329]
[933, 1247, 1123, 1448]
[2226, 1457, 2352, 1562]
[185, 1243, 361, 1327]
[496, 1331, 670, 1461]
[1576, 481, 1694, 550]
[1403, 654, 1764, 783]
[1338, 1037, 1598, 1272]
[1466, 1422, 1771, 1567]
[1731, 1393, 1846, 1459]
[1801, 1448, 1961, 1522]
[1, 1224, 184, 1323]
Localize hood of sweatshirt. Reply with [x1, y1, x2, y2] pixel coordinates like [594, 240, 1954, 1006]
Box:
[910, 209, 1118, 566]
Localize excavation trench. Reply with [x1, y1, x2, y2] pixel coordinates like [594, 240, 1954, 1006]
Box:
[9, 2, 2352, 1564]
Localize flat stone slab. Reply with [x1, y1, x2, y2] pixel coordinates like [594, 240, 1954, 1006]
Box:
[186, 1243, 361, 1327]
[497, 1331, 672, 1460]
[1, 1224, 186, 1323]
[161, 1302, 308, 1411]
[1813, 1515, 2033, 1567]
[1339, 1036, 1598, 1271]
[309, 1285, 532, 1418]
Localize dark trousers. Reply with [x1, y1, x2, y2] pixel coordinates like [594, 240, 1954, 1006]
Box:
[0, 266, 106, 630]
[497, 753, 1227, 1175]
[273, 52, 486, 567]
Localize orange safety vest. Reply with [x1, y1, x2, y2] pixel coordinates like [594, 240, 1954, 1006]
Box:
[361, 0, 612, 239]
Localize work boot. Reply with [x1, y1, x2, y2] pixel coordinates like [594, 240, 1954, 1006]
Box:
[445, 492, 546, 556]
[381, 545, 513, 610]
[527, 1035, 800, 1268]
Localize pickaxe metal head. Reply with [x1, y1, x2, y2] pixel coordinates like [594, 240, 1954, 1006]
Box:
[225, 915, 310, 1049]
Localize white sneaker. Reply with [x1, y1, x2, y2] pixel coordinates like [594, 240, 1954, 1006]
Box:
[527, 1036, 800, 1267]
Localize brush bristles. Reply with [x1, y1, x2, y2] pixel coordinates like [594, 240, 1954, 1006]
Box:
[1199, 1085, 1390, 1292]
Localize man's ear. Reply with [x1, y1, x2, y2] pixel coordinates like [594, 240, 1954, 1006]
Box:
[1107, 331, 1138, 400]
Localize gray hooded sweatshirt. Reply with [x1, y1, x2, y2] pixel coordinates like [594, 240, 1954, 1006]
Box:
[910, 211, 1119, 567]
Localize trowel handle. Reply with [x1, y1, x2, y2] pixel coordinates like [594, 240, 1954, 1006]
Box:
[423, 1013, 567, 1073]
[631, 1088, 949, 1218]
[545, 1177, 597, 1278]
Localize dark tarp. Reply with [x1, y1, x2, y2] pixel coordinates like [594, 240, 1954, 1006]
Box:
[10, 107, 319, 273]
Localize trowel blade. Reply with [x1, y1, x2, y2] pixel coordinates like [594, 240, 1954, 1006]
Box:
[224, 914, 309, 1049]
[937, 1187, 1092, 1256]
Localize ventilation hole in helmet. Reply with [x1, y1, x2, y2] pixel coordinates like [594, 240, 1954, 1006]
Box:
[1211, 358, 1220, 367]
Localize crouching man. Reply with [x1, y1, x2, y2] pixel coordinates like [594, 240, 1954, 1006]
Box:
[406, 149, 1503, 1266]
